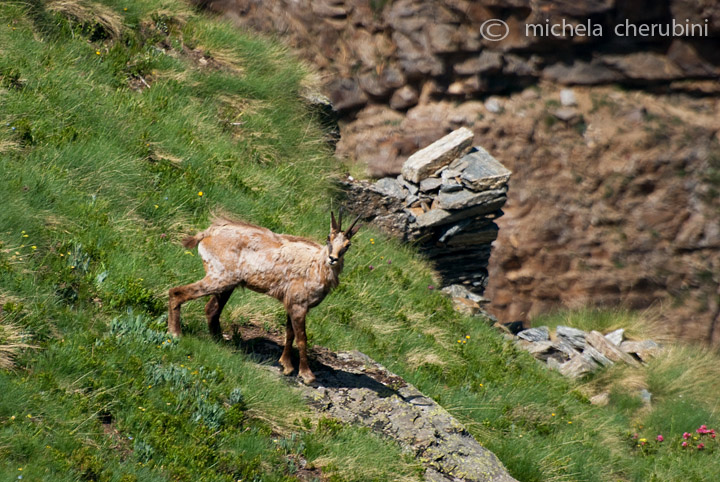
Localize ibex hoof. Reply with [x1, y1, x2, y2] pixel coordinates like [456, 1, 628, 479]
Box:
[299, 370, 316, 385]
[279, 358, 294, 376]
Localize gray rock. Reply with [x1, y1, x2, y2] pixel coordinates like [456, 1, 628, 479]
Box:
[440, 168, 463, 180]
[398, 175, 419, 195]
[639, 388, 652, 406]
[401, 127, 474, 183]
[560, 89, 577, 106]
[459, 148, 512, 192]
[558, 353, 599, 378]
[372, 177, 407, 199]
[556, 325, 587, 350]
[552, 107, 581, 122]
[586, 331, 641, 367]
[441, 284, 488, 304]
[484, 98, 502, 114]
[604, 328, 624, 346]
[419, 177, 443, 192]
[437, 188, 507, 210]
[405, 194, 419, 207]
[440, 181, 463, 193]
[589, 392, 610, 406]
[517, 340, 558, 361]
[413, 196, 507, 228]
[552, 339, 580, 358]
[582, 345, 614, 367]
[517, 326, 550, 342]
[619, 340, 661, 362]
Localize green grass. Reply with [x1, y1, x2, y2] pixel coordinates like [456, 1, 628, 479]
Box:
[1, 1, 719, 481]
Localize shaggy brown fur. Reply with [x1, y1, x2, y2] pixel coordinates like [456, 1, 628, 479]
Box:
[168, 212, 359, 384]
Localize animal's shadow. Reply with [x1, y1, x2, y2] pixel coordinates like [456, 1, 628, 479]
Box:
[227, 325, 400, 397]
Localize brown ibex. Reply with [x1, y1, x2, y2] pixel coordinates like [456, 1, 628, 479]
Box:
[168, 212, 360, 384]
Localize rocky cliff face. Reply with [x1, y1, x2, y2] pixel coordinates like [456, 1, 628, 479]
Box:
[193, 0, 720, 345]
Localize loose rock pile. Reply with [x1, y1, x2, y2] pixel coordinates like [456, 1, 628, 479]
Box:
[512, 325, 662, 379]
[343, 127, 511, 309]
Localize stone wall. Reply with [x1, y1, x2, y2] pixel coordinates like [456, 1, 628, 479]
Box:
[343, 128, 510, 300]
[196, 0, 720, 116]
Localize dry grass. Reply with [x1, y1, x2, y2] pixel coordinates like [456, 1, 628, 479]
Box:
[0, 140, 20, 154]
[645, 344, 720, 406]
[405, 347, 447, 370]
[46, 0, 124, 40]
[0, 319, 36, 370]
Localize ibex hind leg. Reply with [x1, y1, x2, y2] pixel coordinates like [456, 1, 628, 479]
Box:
[168, 278, 227, 337]
[205, 288, 234, 340]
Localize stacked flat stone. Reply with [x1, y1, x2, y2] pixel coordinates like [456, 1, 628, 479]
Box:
[342, 127, 511, 298]
[512, 325, 662, 379]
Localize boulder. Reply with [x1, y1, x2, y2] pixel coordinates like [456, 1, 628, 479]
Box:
[459, 148, 513, 191]
[619, 340, 662, 362]
[441, 284, 489, 304]
[586, 331, 641, 367]
[559, 353, 599, 378]
[401, 127, 474, 183]
[517, 326, 550, 342]
[372, 177, 408, 199]
[419, 177, 443, 192]
[327, 77, 368, 111]
[583, 345, 614, 367]
[390, 85, 419, 110]
[437, 188, 508, 210]
[556, 325, 587, 350]
[604, 328, 625, 346]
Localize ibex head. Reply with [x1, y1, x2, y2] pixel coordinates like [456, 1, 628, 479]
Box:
[326, 210, 360, 266]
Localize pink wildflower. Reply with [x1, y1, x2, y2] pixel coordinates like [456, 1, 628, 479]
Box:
[697, 425, 709, 434]
[656, 435, 664, 442]
[683, 432, 691, 439]
[368, 265, 374, 271]
[698, 443, 705, 450]
[682, 441, 688, 447]
[632, 433, 638, 440]
[428, 285, 434, 290]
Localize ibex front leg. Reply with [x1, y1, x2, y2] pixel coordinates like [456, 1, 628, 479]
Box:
[288, 304, 314, 384]
[279, 314, 295, 376]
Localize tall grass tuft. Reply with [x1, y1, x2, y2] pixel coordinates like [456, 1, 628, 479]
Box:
[0, 319, 36, 370]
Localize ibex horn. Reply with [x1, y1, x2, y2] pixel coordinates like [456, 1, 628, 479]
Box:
[344, 214, 361, 237]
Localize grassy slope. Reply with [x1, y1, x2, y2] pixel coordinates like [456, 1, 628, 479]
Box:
[0, 1, 718, 481]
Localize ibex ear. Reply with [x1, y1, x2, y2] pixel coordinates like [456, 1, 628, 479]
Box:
[331, 211, 339, 232]
[345, 214, 361, 239]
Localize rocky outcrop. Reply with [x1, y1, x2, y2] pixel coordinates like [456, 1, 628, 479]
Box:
[343, 128, 511, 297]
[511, 325, 662, 378]
[197, 0, 720, 119]
[298, 348, 518, 482]
[234, 324, 517, 482]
